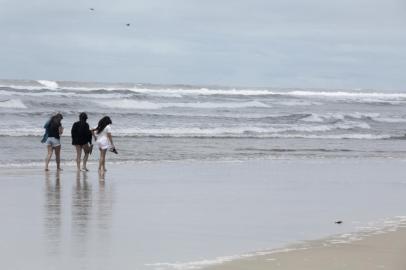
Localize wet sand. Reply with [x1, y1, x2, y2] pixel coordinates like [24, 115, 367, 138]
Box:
[207, 226, 406, 270]
[0, 159, 406, 270]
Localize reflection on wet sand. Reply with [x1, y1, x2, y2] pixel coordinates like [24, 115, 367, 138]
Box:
[71, 171, 92, 258]
[96, 173, 114, 256]
[44, 171, 62, 255]
[43, 170, 114, 262]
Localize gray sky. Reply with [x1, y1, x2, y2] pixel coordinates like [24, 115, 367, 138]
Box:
[0, 0, 405, 89]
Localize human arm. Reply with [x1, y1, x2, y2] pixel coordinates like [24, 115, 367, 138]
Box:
[43, 119, 50, 129]
[86, 123, 92, 144]
[91, 129, 97, 141]
[107, 132, 114, 148]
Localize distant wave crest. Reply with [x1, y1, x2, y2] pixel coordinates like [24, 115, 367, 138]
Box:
[37, 80, 59, 90]
[95, 100, 270, 109]
[0, 99, 27, 109]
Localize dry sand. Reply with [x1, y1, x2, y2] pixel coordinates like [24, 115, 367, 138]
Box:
[207, 227, 406, 270]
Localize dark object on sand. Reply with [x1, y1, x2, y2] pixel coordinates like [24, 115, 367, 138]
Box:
[110, 147, 118, 154]
[126, 23, 130, 27]
[90, 8, 94, 11]
[335, 220, 343, 224]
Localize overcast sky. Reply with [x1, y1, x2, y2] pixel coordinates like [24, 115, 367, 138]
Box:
[0, 0, 405, 89]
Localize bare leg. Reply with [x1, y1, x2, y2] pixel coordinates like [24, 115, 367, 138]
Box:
[83, 150, 89, 171]
[75, 145, 82, 170]
[55, 145, 62, 170]
[99, 149, 107, 171]
[98, 148, 103, 171]
[98, 169, 105, 181]
[102, 149, 107, 171]
[45, 145, 53, 171]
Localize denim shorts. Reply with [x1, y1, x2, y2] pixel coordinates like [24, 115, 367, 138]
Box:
[45, 137, 61, 148]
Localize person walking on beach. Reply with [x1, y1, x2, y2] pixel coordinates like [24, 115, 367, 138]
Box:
[44, 113, 64, 171]
[92, 116, 116, 172]
[71, 112, 93, 171]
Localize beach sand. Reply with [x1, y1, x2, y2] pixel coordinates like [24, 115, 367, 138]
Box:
[207, 227, 406, 270]
[0, 159, 406, 270]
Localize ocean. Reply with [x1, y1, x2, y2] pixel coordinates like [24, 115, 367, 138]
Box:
[1, 79, 406, 270]
[1, 79, 406, 167]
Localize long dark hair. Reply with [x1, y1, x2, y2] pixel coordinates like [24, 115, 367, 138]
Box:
[95, 116, 112, 134]
[51, 113, 63, 125]
[79, 112, 88, 123]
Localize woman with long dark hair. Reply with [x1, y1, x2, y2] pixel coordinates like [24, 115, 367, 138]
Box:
[71, 112, 92, 171]
[44, 113, 64, 171]
[92, 116, 115, 172]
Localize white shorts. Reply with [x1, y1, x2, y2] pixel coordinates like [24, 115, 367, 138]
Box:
[45, 137, 61, 148]
[97, 137, 111, 150]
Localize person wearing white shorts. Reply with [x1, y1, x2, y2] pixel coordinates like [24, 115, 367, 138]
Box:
[45, 137, 61, 148]
[92, 116, 115, 173]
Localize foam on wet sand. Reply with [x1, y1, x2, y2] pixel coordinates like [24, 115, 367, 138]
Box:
[207, 226, 406, 270]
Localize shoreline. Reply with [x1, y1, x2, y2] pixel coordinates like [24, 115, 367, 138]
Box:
[2, 155, 406, 170]
[205, 222, 406, 270]
[148, 215, 406, 270]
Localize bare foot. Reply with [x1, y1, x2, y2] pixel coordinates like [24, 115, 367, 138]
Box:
[81, 168, 89, 172]
[57, 167, 63, 171]
[45, 168, 49, 171]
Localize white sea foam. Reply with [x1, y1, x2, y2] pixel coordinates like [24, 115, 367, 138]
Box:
[131, 87, 275, 96]
[0, 80, 59, 91]
[0, 99, 27, 109]
[0, 89, 132, 99]
[0, 90, 76, 97]
[302, 112, 406, 124]
[37, 80, 59, 90]
[373, 117, 406, 123]
[2, 82, 406, 103]
[0, 83, 46, 91]
[286, 90, 406, 100]
[276, 134, 389, 139]
[145, 248, 284, 270]
[0, 121, 372, 137]
[95, 100, 270, 109]
[274, 100, 322, 106]
[108, 122, 370, 137]
[0, 128, 43, 136]
[302, 113, 377, 123]
[124, 89, 406, 101]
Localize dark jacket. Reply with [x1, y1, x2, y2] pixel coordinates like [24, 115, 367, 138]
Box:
[71, 121, 92, 145]
[41, 119, 51, 143]
[48, 121, 61, 139]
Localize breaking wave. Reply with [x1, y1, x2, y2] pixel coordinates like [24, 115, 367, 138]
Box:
[0, 122, 376, 138]
[0, 99, 27, 109]
[95, 100, 270, 109]
[37, 80, 59, 90]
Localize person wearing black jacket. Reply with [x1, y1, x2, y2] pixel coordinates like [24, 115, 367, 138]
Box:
[71, 112, 92, 171]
